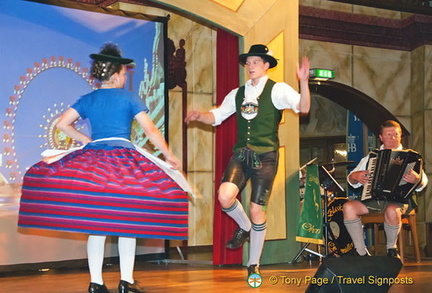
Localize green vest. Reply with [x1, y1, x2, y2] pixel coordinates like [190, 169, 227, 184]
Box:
[233, 79, 282, 154]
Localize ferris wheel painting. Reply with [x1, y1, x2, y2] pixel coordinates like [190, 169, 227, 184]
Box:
[0, 0, 168, 201]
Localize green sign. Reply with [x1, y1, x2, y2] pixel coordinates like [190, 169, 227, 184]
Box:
[310, 68, 335, 79]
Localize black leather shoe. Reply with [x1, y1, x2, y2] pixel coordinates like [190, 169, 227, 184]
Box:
[88, 283, 110, 293]
[247, 264, 261, 277]
[226, 227, 250, 249]
[387, 248, 401, 259]
[118, 280, 145, 293]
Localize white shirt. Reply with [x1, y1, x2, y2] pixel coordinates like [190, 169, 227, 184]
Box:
[210, 75, 301, 126]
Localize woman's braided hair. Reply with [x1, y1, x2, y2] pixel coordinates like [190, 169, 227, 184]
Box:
[90, 43, 123, 81]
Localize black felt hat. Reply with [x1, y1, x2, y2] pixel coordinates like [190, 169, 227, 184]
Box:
[239, 44, 278, 68]
[90, 43, 133, 64]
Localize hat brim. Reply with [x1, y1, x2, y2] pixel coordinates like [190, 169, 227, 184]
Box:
[239, 53, 278, 68]
[90, 53, 134, 64]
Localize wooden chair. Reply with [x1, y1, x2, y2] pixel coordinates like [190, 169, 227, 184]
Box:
[361, 209, 421, 262]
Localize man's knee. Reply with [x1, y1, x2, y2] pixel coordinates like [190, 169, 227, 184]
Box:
[250, 204, 266, 223]
[343, 200, 366, 218]
[342, 201, 355, 216]
[218, 192, 234, 207]
[384, 205, 401, 222]
[385, 204, 399, 215]
[218, 183, 239, 208]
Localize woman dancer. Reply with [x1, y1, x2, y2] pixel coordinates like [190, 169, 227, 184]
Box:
[18, 43, 189, 293]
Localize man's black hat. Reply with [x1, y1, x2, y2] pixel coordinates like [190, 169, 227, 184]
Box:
[239, 44, 278, 68]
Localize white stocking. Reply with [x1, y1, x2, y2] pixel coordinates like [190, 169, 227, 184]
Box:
[118, 237, 137, 284]
[87, 235, 107, 285]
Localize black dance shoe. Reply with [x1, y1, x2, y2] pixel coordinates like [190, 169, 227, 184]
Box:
[226, 227, 250, 249]
[387, 248, 401, 259]
[118, 280, 145, 293]
[88, 283, 110, 293]
[247, 264, 261, 278]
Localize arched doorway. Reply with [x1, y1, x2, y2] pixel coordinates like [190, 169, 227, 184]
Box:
[308, 80, 409, 137]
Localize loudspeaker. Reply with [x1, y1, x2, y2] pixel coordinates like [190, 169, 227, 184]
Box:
[305, 256, 403, 293]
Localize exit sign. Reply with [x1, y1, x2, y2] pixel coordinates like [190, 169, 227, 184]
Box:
[309, 68, 335, 79]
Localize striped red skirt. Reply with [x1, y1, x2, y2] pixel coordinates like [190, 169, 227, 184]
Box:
[18, 146, 188, 240]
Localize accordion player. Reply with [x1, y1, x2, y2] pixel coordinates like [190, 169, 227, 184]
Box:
[361, 149, 423, 202]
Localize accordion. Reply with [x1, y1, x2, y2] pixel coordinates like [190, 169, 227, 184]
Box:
[361, 149, 422, 202]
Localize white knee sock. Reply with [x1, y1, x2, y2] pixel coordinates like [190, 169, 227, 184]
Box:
[222, 199, 252, 231]
[384, 222, 401, 250]
[247, 221, 266, 267]
[119, 237, 137, 284]
[87, 235, 107, 285]
[344, 218, 368, 255]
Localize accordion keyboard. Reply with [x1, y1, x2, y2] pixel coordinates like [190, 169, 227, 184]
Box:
[361, 156, 376, 201]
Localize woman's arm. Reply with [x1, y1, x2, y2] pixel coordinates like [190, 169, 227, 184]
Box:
[135, 111, 181, 169]
[56, 108, 92, 145]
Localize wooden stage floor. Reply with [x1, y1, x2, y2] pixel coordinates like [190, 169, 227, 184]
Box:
[1, 254, 431, 292]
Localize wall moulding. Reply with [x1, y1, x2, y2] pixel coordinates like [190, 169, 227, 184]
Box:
[300, 5, 432, 51]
